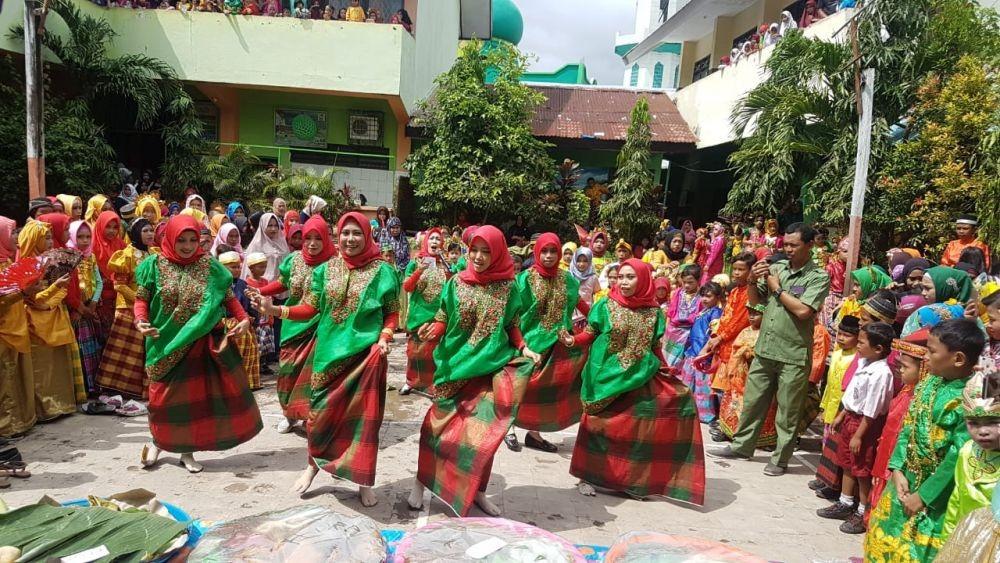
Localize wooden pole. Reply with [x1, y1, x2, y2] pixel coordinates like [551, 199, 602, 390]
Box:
[843, 67, 875, 298]
[24, 0, 46, 200]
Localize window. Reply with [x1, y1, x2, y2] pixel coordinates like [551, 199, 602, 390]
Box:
[652, 62, 664, 88]
[629, 64, 639, 87]
[672, 65, 680, 88]
[692, 55, 712, 82]
[731, 27, 756, 49]
[347, 110, 384, 147]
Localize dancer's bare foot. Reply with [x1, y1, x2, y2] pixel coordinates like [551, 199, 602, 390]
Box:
[407, 480, 425, 510]
[359, 486, 378, 507]
[179, 453, 203, 473]
[292, 466, 319, 494]
[140, 444, 161, 468]
[474, 491, 501, 516]
[577, 481, 596, 497]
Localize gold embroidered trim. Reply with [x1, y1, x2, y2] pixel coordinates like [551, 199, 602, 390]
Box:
[606, 300, 658, 370]
[454, 279, 512, 346]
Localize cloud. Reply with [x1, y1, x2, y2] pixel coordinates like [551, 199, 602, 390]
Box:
[516, 0, 635, 85]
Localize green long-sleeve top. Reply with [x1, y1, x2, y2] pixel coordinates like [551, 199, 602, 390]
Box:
[578, 299, 665, 406]
[515, 268, 579, 354]
[303, 256, 400, 375]
[402, 260, 448, 332]
[432, 277, 522, 385]
[273, 252, 321, 346]
[888, 374, 970, 511]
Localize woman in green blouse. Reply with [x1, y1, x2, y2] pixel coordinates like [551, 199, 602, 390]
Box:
[254, 212, 400, 508]
[400, 227, 450, 395]
[407, 225, 540, 517]
[562, 258, 705, 503]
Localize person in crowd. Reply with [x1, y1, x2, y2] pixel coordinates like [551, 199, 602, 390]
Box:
[589, 230, 611, 278]
[244, 252, 276, 369]
[84, 195, 111, 226]
[92, 210, 127, 336]
[838, 266, 893, 324]
[407, 225, 536, 517]
[218, 251, 261, 390]
[701, 223, 727, 284]
[400, 227, 449, 395]
[779, 10, 798, 35]
[680, 282, 725, 423]
[817, 322, 895, 535]
[262, 0, 280, 16]
[562, 259, 705, 503]
[0, 257, 45, 437]
[570, 247, 599, 329]
[57, 195, 84, 221]
[135, 215, 262, 474]
[242, 212, 289, 282]
[939, 370, 1000, 541]
[799, 0, 826, 29]
[864, 318, 986, 561]
[663, 264, 703, 367]
[293, 1, 307, 17]
[209, 214, 228, 239]
[817, 315, 860, 438]
[28, 199, 54, 219]
[241, 0, 260, 15]
[717, 303, 773, 444]
[710, 223, 830, 477]
[391, 8, 413, 32]
[560, 241, 577, 271]
[286, 223, 303, 252]
[211, 223, 244, 258]
[507, 216, 530, 246]
[307, 0, 321, 19]
[345, 0, 364, 21]
[920, 265, 973, 306]
[506, 233, 587, 453]
[378, 217, 409, 271]
[65, 221, 103, 396]
[764, 23, 781, 46]
[940, 214, 991, 271]
[899, 257, 933, 295]
[95, 218, 155, 402]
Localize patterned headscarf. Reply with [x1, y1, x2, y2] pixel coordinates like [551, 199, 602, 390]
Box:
[925, 265, 973, 303]
[570, 247, 595, 281]
[850, 266, 892, 303]
[16, 220, 51, 259]
[377, 216, 409, 269]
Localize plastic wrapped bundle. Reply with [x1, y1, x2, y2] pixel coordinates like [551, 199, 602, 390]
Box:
[189, 505, 386, 562]
[935, 492, 1000, 562]
[605, 531, 767, 563]
[392, 518, 585, 562]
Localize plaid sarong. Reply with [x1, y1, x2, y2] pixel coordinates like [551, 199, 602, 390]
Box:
[95, 308, 148, 399]
[417, 358, 534, 516]
[405, 334, 437, 393]
[277, 333, 315, 421]
[815, 431, 843, 490]
[224, 318, 261, 390]
[680, 356, 716, 423]
[513, 344, 587, 432]
[73, 316, 102, 395]
[256, 324, 276, 358]
[570, 371, 705, 504]
[147, 331, 262, 453]
[662, 326, 690, 368]
[307, 347, 387, 487]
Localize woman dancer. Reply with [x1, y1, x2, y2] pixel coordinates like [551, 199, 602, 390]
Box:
[253, 212, 399, 507]
[96, 219, 155, 400]
[135, 215, 262, 473]
[562, 259, 705, 502]
[400, 227, 449, 395]
[247, 215, 335, 433]
[506, 233, 588, 453]
[407, 225, 538, 517]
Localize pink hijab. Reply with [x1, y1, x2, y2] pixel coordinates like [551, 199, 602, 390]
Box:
[0, 216, 16, 263]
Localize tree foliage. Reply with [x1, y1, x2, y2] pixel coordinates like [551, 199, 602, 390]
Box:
[723, 0, 1000, 240]
[405, 40, 554, 224]
[600, 97, 658, 242]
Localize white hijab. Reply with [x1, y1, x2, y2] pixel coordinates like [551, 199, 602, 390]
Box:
[779, 11, 797, 35]
[304, 195, 327, 217]
[242, 212, 290, 280]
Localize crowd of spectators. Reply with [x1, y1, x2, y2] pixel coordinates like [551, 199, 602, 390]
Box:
[719, 0, 855, 68]
[90, 0, 414, 31]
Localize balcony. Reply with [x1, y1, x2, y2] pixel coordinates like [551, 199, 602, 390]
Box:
[0, 0, 456, 113]
[673, 8, 853, 148]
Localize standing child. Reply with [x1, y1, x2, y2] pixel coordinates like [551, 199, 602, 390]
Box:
[864, 318, 987, 562]
[680, 282, 724, 423]
[245, 252, 276, 370]
[818, 322, 895, 534]
[218, 251, 262, 390]
[939, 369, 1000, 541]
[662, 264, 703, 367]
[818, 316, 860, 438]
[717, 303, 774, 444]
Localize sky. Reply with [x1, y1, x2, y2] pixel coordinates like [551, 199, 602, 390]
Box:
[516, 0, 636, 86]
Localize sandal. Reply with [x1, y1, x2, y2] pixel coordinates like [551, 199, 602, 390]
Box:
[524, 433, 558, 453]
[81, 401, 117, 415]
[0, 460, 31, 479]
[116, 400, 148, 417]
[99, 394, 124, 409]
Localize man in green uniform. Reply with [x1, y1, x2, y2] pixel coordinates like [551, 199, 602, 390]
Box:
[709, 223, 830, 476]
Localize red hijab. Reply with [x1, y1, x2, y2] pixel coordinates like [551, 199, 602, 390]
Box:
[93, 211, 126, 277]
[654, 277, 672, 306]
[609, 258, 658, 309]
[284, 210, 299, 227]
[418, 228, 444, 260]
[38, 213, 71, 249]
[337, 211, 381, 270]
[532, 232, 561, 279]
[459, 225, 515, 285]
[160, 215, 206, 266]
[461, 225, 480, 246]
[300, 215, 335, 267]
[285, 223, 303, 246]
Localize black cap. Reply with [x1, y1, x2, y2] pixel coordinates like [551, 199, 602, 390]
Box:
[839, 315, 860, 335]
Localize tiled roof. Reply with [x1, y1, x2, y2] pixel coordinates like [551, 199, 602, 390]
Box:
[527, 84, 698, 149]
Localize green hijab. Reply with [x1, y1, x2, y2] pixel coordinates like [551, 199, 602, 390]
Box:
[850, 266, 892, 302]
[925, 265, 973, 303]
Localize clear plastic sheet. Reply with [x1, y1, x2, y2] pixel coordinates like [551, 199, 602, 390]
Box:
[935, 509, 1000, 562]
[604, 531, 768, 563]
[392, 517, 585, 562]
[189, 505, 386, 562]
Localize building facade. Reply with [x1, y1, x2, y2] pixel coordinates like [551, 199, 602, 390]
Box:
[615, 0, 681, 90]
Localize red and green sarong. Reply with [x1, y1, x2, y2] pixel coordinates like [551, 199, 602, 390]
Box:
[570, 371, 705, 504]
[417, 357, 533, 516]
[405, 333, 436, 393]
[277, 333, 314, 421]
[307, 347, 387, 487]
[95, 308, 148, 399]
[147, 332, 262, 453]
[513, 343, 587, 432]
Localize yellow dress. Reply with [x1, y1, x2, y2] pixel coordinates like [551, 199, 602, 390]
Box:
[346, 5, 365, 21]
[0, 293, 36, 436]
[819, 347, 856, 424]
[27, 282, 85, 420]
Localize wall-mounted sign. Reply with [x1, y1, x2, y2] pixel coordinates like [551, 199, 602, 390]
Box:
[275, 108, 328, 148]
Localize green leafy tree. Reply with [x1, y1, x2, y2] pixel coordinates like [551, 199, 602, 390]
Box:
[600, 97, 658, 242]
[405, 40, 554, 224]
